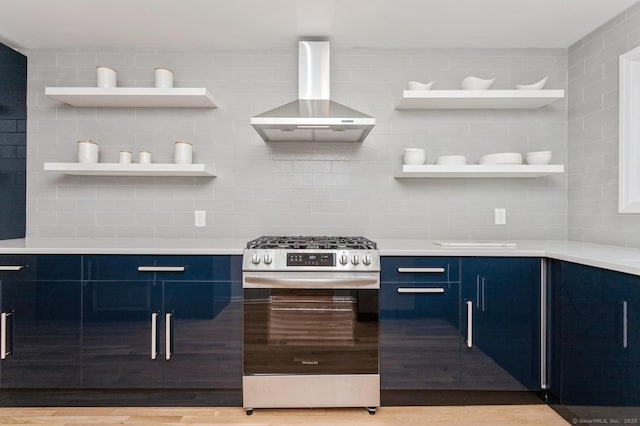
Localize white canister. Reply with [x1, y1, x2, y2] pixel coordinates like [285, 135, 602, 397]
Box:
[173, 141, 193, 164]
[155, 67, 174, 88]
[119, 150, 132, 164]
[96, 66, 117, 88]
[139, 151, 152, 164]
[77, 140, 99, 163]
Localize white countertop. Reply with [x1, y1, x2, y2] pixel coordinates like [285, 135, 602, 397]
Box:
[0, 238, 639, 276]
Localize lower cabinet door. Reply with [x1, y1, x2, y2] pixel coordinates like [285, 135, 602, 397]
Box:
[380, 281, 461, 390]
[82, 280, 163, 388]
[161, 280, 241, 389]
[461, 257, 541, 390]
[627, 273, 640, 405]
[0, 255, 82, 389]
[560, 263, 627, 405]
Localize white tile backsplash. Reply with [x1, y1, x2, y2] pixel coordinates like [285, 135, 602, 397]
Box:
[26, 46, 568, 240]
[567, 2, 640, 249]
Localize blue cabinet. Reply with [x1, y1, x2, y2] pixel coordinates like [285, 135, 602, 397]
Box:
[381, 257, 461, 390]
[82, 255, 242, 389]
[557, 261, 638, 406]
[0, 255, 82, 388]
[381, 256, 541, 392]
[0, 43, 27, 240]
[461, 257, 541, 390]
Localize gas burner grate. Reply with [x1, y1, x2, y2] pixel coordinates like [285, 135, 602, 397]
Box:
[246, 235, 377, 250]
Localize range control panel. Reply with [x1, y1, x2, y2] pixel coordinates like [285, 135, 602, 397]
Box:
[287, 252, 335, 267]
[242, 249, 380, 272]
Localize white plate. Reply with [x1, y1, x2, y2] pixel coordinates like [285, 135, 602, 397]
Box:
[479, 152, 522, 165]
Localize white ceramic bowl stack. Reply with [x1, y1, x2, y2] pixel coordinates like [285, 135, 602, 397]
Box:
[478, 152, 522, 165]
[403, 148, 427, 165]
[436, 155, 467, 165]
[525, 150, 552, 164]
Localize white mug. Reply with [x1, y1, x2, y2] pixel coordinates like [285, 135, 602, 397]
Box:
[96, 66, 117, 88]
[174, 141, 193, 164]
[119, 151, 132, 164]
[155, 67, 174, 88]
[139, 151, 151, 164]
[78, 140, 99, 163]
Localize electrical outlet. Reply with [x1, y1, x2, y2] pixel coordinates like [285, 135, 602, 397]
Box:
[494, 208, 506, 225]
[195, 210, 206, 227]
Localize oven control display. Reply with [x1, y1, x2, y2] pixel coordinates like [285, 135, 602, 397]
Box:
[287, 253, 335, 266]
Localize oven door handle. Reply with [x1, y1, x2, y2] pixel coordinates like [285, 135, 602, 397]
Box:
[243, 275, 379, 289]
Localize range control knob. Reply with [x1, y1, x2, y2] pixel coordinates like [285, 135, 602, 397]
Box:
[351, 255, 360, 265]
[263, 254, 272, 265]
[339, 254, 349, 265]
[251, 253, 261, 265]
[363, 254, 372, 266]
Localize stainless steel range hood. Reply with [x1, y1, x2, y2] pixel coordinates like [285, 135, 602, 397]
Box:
[250, 41, 375, 142]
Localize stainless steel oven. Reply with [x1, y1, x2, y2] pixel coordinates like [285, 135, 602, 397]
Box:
[242, 236, 380, 415]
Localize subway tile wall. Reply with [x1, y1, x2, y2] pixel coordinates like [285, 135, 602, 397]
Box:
[568, 1, 640, 248]
[26, 47, 567, 240]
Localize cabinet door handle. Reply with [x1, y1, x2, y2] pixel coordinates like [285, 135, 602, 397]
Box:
[481, 277, 486, 312]
[165, 313, 173, 361]
[137, 266, 186, 272]
[476, 276, 480, 309]
[397, 288, 445, 294]
[466, 300, 473, 348]
[1, 312, 13, 360]
[397, 267, 445, 273]
[623, 301, 628, 349]
[0, 266, 24, 271]
[151, 313, 158, 360]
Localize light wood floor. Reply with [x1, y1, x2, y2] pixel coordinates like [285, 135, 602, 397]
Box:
[0, 406, 569, 425]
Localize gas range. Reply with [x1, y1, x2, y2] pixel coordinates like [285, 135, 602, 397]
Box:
[242, 235, 380, 272]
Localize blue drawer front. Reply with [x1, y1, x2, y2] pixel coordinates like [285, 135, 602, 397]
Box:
[382, 257, 460, 282]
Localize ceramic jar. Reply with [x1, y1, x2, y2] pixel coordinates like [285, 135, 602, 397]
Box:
[78, 140, 99, 163]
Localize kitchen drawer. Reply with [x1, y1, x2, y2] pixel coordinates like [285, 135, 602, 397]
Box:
[84, 255, 240, 282]
[381, 257, 460, 283]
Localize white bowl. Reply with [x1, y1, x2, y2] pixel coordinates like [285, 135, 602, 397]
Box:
[436, 155, 467, 165]
[515, 76, 548, 90]
[461, 76, 496, 90]
[408, 80, 434, 90]
[525, 150, 552, 165]
[403, 148, 426, 165]
[479, 152, 522, 165]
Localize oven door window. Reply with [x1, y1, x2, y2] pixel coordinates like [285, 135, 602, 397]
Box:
[243, 288, 378, 375]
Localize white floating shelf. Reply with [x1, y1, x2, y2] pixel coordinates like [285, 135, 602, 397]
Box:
[45, 87, 217, 108]
[43, 162, 217, 177]
[394, 164, 565, 178]
[395, 89, 565, 109]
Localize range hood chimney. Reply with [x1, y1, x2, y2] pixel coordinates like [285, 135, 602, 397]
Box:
[250, 41, 375, 142]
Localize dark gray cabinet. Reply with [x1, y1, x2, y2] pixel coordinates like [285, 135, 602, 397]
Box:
[0, 255, 82, 388]
[0, 43, 27, 240]
[81, 255, 241, 389]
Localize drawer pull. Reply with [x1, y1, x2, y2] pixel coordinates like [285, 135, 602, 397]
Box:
[0, 266, 24, 272]
[397, 288, 445, 294]
[137, 266, 185, 272]
[397, 267, 445, 273]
